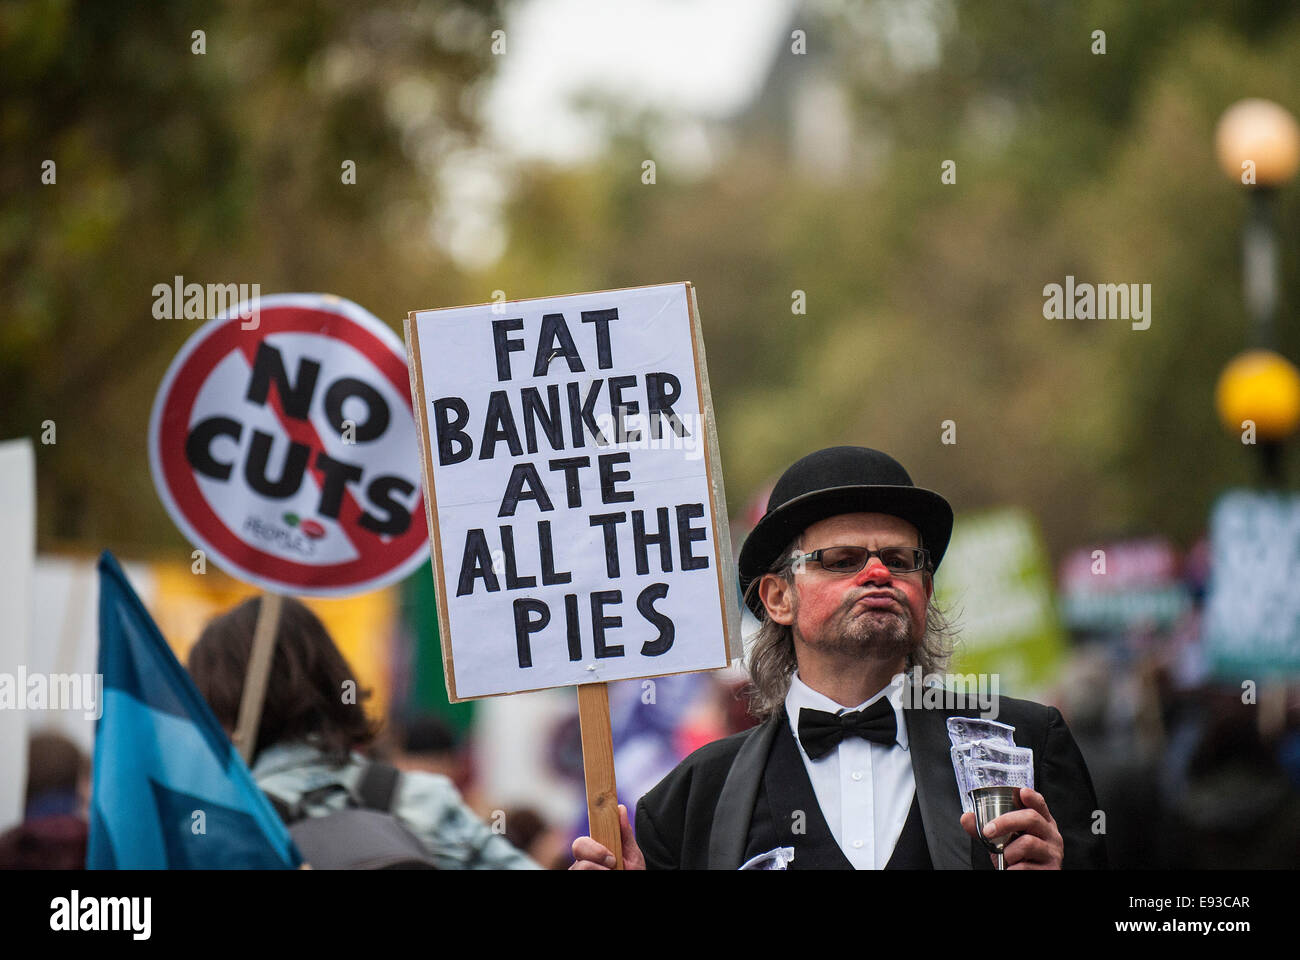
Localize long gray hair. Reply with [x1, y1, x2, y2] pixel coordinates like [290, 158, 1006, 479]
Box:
[743, 535, 960, 719]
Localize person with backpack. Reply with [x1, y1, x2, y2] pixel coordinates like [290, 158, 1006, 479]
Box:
[187, 596, 540, 870]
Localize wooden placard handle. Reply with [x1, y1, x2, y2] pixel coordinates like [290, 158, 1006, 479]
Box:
[234, 593, 283, 765]
[577, 682, 622, 869]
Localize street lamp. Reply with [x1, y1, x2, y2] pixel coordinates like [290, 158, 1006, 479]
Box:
[1215, 348, 1300, 436]
[1214, 98, 1300, 482]
[1215, 97, 1300, 184]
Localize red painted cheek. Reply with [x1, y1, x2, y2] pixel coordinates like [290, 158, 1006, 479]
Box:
[792, 574, 927, 637]
[898, 582, 929, 623]
[792, 582, 846, 635]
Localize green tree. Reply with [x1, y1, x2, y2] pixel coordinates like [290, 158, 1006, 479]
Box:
[1, 0, 502, 547]
[483, 0, 1300, 555]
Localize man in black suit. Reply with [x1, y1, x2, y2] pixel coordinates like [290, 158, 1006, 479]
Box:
[571, 446, 1107, 870]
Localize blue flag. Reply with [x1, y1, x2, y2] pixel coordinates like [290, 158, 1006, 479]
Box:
[87, 551, 300, 869]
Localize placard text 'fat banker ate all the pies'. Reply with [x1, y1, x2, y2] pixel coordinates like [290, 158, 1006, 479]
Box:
[405, 283, 741, 700]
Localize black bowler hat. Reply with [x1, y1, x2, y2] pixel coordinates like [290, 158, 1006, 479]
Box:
[738, 446, 953, 615]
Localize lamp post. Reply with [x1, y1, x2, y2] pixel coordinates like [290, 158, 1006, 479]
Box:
[1214, 98, 1300, 483]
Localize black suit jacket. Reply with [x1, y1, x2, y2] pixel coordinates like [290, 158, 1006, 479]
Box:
[635, 693, 1109, 869]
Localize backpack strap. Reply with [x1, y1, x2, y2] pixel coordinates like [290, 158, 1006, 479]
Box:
[265, 790, 302, 824]
[266, 782, 351, 824]
[355, 761, 401, 812]
[265, 762, 399, 824]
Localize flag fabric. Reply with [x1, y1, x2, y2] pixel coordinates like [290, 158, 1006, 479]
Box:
[87, 551, 300, 869]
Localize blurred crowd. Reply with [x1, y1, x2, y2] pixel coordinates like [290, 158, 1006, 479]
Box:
[3, 548, 1298, 870]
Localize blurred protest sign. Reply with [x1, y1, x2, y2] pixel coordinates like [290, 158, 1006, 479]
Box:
[29, 552, 397, 754]
[147, 561, 395, 716]
[1059, 537, 1192, 634]
[1203, 490, 1300, 679]
[0, 440, 35, 829]
[933, 508, 1066, 694]
[406, 281, 738, 865]
[148, 293, 428, 597]
[88, 552, 300, 868]
[147, 292, 422, 760]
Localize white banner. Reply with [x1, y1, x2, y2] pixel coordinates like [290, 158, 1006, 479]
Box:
[407, 283, 738, 700]
[0, 439, 35, 829]
[148, 293, 428, 596]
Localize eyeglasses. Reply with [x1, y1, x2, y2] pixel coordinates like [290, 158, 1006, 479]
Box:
[791, 545, 930, 575]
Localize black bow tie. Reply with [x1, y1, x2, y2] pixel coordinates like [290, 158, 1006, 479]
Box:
[797, 700, 897, 760]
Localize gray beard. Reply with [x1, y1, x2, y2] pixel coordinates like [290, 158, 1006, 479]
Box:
[798, 600, 917, 663]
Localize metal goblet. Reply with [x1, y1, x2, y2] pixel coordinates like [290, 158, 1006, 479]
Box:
[965, 760, 1031, 871]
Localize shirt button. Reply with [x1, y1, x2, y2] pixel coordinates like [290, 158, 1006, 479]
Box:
[852, 840, 864, 849]
[851, 771, 863, 781]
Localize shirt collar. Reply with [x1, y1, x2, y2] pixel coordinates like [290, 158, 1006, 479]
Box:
[784, 671, 910, 752]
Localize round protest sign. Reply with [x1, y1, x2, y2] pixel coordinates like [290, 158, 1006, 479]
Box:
[149, 293, 428, 596]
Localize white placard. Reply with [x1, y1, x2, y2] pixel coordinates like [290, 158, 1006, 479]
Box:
[407, 283, 738, 700]
[1204, 489, 1300, 676]
[148, 293, 429, 596]
[0, 439, 35, 829]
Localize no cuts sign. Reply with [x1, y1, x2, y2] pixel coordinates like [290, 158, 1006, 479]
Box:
[149, 293, 428, 596]
[406, 283, 741, 700]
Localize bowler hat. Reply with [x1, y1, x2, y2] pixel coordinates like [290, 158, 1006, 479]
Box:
[738, 446, 953, 615]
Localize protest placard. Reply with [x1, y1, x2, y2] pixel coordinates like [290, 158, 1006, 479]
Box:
[405, 282, 740, 702]
[1203, 489, 1300, 678]
[149, 293, 428, 597]
[149, 292, 429, 759]
[933, 507, 1065, 695]
[0, 439, 34, 829]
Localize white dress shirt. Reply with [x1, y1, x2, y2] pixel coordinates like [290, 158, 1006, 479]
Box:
[783, 671, 915, 870]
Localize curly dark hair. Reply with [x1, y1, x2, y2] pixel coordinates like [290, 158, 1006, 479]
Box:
[187, 596, 382, 763]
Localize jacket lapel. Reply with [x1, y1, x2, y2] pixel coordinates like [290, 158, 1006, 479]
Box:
[904, 704, 975, 869]
[707, 715, 780, 869]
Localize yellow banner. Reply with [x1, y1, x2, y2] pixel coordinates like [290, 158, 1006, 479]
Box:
[150, 562, 394, 721]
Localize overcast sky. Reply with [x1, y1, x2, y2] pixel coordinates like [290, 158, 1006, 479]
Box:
[484, 0, 796, 163]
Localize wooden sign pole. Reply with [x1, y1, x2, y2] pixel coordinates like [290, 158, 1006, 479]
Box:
[577, 682, 622, 869]
[233, 592, 283, 765]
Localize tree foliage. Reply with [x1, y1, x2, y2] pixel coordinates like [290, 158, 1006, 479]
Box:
[4, 0, 1300, 561]
[1, 0, 501, 546]
[484, 0, 1300, 553]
